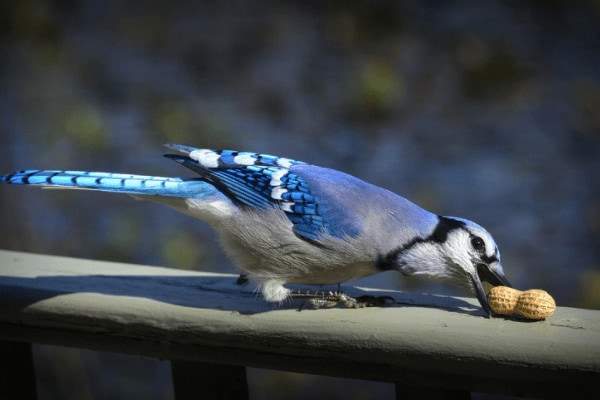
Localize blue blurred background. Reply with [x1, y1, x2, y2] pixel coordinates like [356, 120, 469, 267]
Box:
[1, 1, 599, 399]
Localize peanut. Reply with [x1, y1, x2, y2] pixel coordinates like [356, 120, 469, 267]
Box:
[487, 286, 556, 320]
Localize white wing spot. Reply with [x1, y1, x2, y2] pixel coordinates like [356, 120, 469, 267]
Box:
[189, 150, 220, 168]
[270, 169, 288, 186]
[281, 201, 294, 212]
[276, 158, 294, 168]
[270, 187, 287, 200]
[233, 153, 257, 166]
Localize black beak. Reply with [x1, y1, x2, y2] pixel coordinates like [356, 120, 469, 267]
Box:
[471, 263, 512, 318]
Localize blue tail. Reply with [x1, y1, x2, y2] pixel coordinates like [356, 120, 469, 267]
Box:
[0, 170, 216, 199]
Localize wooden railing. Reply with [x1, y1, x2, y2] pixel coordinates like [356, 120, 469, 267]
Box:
[1, 250, 599, 399]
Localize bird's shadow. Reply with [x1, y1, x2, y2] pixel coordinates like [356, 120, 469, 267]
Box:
[0, 272, 485, 317]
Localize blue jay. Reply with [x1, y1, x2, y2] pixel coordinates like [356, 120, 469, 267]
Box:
[0, 144, 511, 316]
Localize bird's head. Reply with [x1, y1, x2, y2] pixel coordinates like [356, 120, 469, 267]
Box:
[438, 217, 511, 316]
[390, 216, 511, 317]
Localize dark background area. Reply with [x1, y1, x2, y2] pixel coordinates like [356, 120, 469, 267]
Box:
[1, 1, 599, 399]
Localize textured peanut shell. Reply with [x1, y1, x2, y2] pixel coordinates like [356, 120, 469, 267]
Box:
[487, 286, 520, 315]
[515, 289, 556, 319]
[488, 286, 556, 320]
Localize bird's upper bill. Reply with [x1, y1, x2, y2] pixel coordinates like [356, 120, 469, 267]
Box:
[471, 263, 511, 317]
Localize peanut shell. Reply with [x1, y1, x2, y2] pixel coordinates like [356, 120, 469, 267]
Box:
[487, 286, 556, 320]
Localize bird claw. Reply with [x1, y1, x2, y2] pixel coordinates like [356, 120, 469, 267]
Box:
[354, 295, 396, 307]
[292, 290, 395, 311]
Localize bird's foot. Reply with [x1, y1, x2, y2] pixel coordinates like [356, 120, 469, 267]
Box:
[291, 290, 395, 311]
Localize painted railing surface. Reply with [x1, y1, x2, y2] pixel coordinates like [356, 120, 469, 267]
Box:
[1, 250, 599, 399]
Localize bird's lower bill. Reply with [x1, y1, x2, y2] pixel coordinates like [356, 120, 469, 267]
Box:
[472, 263, 512, 317]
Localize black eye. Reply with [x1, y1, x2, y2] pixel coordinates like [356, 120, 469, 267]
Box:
[471, 236, 486, 253]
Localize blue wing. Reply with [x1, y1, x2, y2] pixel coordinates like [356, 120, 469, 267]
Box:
[164, 145, 338, 242]
[1, 145, 364, 242]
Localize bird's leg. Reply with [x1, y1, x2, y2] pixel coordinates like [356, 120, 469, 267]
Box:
[236, 273, 249, 285]
[291, 290, 395, 311]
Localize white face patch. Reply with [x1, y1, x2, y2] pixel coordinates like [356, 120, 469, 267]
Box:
[189, 149, 220, 168]
[448, 217, 500, 262]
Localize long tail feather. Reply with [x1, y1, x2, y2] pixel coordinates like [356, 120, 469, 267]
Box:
[0, 170, 215, 199]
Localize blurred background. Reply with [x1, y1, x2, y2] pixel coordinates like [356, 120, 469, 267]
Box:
[1, 0, 599, 399]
